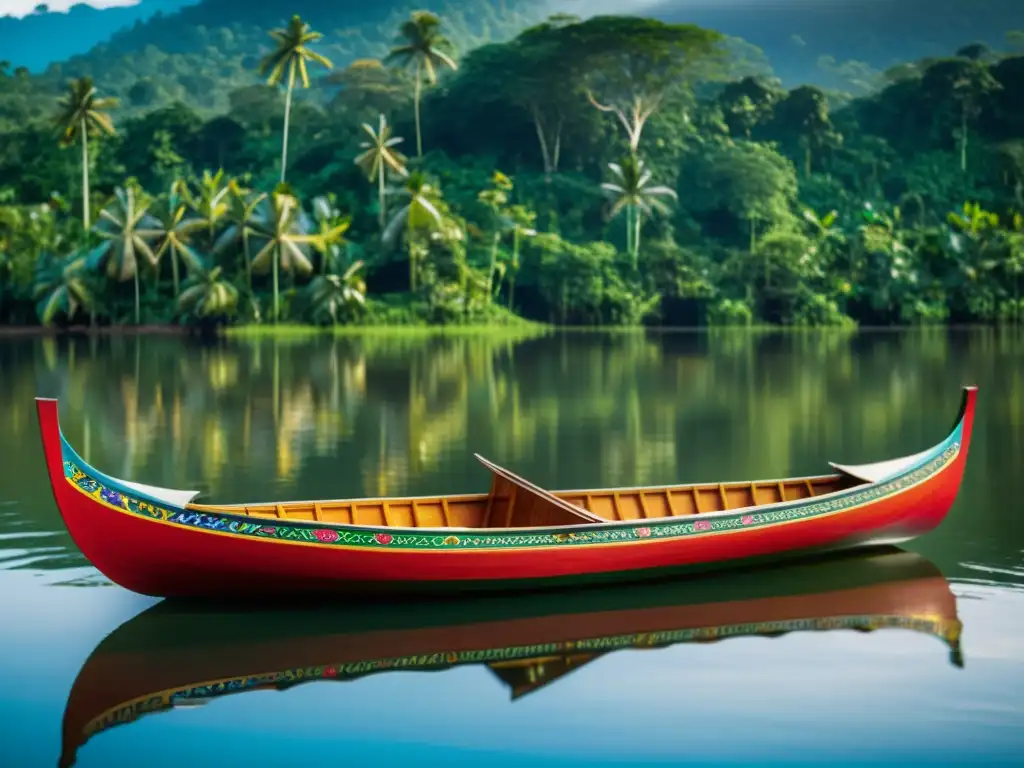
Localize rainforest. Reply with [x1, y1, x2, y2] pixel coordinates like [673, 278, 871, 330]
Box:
[1, 0, 1024, 330]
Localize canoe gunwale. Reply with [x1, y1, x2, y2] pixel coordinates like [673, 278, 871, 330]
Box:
[42, 389, 973, 537]
[55, 439, 962, 541]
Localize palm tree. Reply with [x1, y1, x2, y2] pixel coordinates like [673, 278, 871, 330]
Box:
[214, 179, 268, 312]
[32, 251, 94, 326]
[90, 185, 160, 325]
[306, 260, 367, 325]
[383, 170, 445, 291]
[138, 180, 204, 297]
[354, 114, 409, 229]
[183, 169, 229, 247]
[385, 10, 458, 158]
[177, 265, 239, 322]
[249, 187, 323, 323]
[600, 155, 677, 266]
[505, 204, 537, 309]
[53, 77, 118, 233]
[309, 195, 352, 273]
[477, 171, 513, 304]
[0, 249, 10, 323]
[258, 15, 333, 183]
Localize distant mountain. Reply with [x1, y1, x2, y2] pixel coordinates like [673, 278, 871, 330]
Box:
[5, 0, 1024, 121]
[0, 0, 198, 71]
[15, 0, 553, 119]
[646, 0, 1024, 84]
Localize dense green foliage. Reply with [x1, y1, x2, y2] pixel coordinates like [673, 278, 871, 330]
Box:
[1, 6, 1023, 329]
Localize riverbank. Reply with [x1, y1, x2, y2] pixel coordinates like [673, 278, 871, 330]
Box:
[0, 320, 553, 339]
[0, 324, 191, 337]
[2, 321, 1018, 339]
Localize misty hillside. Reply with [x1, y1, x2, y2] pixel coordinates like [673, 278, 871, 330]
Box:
[650, 0, 1024, 84]
[7, 0, 1024, 83]
[0, 0, 559, 130]
[0, 0, 198, 72]
[2, 0, 1023, 125]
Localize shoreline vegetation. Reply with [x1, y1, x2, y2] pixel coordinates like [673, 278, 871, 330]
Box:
[0, 7, 1023, 333]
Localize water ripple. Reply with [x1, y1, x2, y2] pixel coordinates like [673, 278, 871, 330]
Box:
[958, 561, 1024, 589]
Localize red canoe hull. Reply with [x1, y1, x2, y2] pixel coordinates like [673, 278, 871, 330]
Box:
[35, 388, 976, 598]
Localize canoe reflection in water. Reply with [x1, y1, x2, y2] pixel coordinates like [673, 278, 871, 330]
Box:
[60, 548, 963, 767]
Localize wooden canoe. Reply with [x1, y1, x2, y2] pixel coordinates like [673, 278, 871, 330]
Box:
[35, 387, 976, 598]
[58, 549, 962, 768]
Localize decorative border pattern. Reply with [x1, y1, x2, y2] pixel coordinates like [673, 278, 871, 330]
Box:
[61, 441, 959, 552]
[82, 613, 960, 738]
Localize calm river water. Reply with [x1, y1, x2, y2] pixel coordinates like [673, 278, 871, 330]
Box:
[0, 328, 1022, 766]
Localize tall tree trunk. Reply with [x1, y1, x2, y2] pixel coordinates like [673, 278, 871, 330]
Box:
[272, 243, 280, 324]
[133, 268, 140, 325]
[487, 232, 500, 304]
[414, 62, 423, 158]
[170, 248, 180, 297]
[530, 105, 553, 177]
[408, 236, 416, 292]
[633, 207, 642, 268]
[80, 118, 90, 233]
[378, 166, 387, 230]
[960, 107, 968, 174]
[508, 229, 520, 309]
[625, 205, 634, 258]
[552, 117, 563, 173]
[280, 65, 296, 184]
[243, 228, 254, 314]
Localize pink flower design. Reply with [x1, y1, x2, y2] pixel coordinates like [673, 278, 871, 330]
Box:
[323, 666, 337, 677]
[374, 532, 393, 546]
[315, 529, 339, 543]
[261, 526, 277, 534]
[694, 520, 712, 532]
[635, 527, 652, 538]
[741, 515, 754, 525]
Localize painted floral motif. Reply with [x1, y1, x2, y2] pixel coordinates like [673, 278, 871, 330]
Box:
[61, 439, 960, 552]
[100, 488, 125, 508]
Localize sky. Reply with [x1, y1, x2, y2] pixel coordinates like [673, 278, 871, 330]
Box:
[0, 0, 138, 17]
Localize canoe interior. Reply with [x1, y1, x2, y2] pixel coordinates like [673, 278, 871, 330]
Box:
[186, 473, 865, 530]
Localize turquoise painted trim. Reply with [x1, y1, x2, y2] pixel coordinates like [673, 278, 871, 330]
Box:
[59, 429, 191, 514]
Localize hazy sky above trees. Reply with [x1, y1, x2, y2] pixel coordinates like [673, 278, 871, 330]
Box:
[1, 0, 137, 15]
[3, 0, 668, 20]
